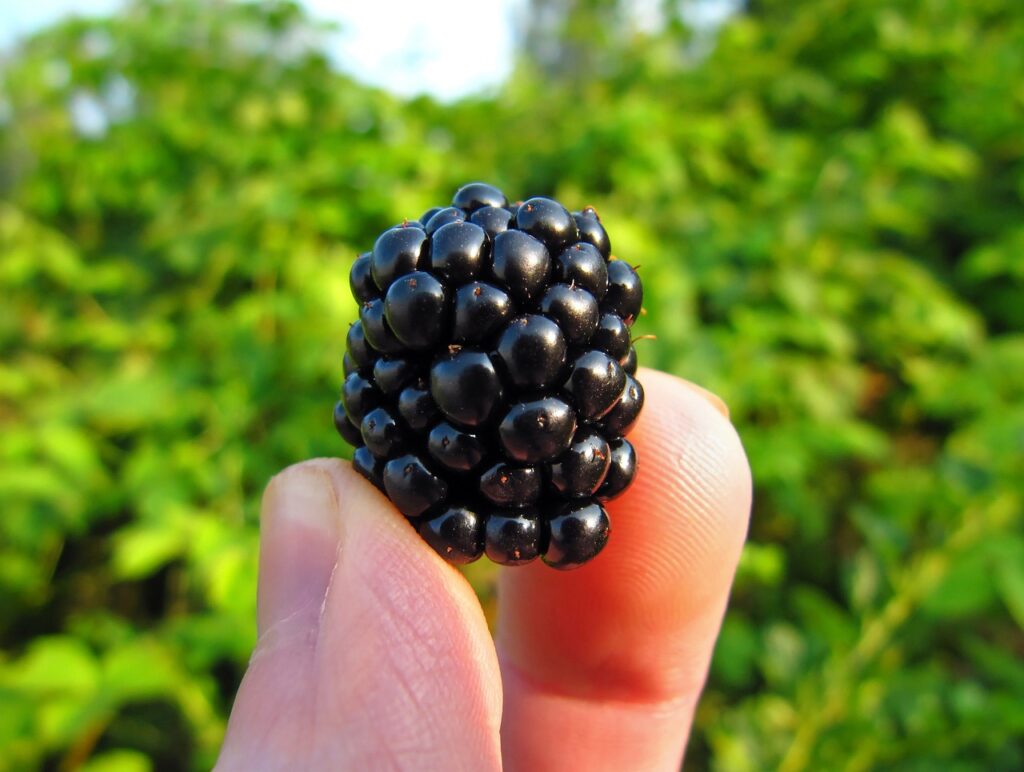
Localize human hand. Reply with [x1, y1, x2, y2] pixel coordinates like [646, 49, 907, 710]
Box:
[216, 369, 751, 771]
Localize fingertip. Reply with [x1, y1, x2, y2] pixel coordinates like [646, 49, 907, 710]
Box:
[314, 461, 504, 768]
[626, 369, 752, 591]
[257, 456, 490, 646]
[598, 367, 752, 626]
[315, 457, 490, 616]
[234, 458, 504, 769]
[671, 371, 730, 420]
[256, 459, 347, 636]
[498, 368, 752, 701]
[495, 369, 752, 771]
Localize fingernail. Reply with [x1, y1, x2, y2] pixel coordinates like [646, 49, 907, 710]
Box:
[257, 461, 344, 637]
[685, 382, 730, 420]
[264, 462, 342, 536]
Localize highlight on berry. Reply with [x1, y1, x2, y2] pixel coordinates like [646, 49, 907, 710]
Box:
[334, 182, 645, 570]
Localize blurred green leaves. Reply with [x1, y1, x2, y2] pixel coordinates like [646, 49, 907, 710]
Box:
[0, 0, 1022, 768]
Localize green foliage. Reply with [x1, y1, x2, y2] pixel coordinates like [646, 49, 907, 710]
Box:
[1, 0, 1022, 768]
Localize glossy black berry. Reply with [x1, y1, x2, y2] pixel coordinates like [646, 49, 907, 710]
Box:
[548, 428, 611, 498]
[452, 182, 508, 212]
[346, 321, 374, 369]
[420, 206, 444, 225]
[424, 206, 466, 235]
[452, 282, 513, 344]
[418, 506, 485, 564]
[382, 453, 448, 518]
[491, 229, 551, 305]
[359, 299, 404, 354]
[498, 397, 577, 463]
[539, 284, 599, 345]
[495, 315, 567, 390]
[597, 438, 636, 501]
[361, 406, 405, 458]
[590, 313, 631, 362]
[470, 205, 513, 238]
[603, 260, 643, 324]
[573, 208, 611, 259]
[372, 357, 419, 394]
[350, 252, 378, 303]
[343, 352, 360, 378]
[397, 383, 438, 432]
[601, 374, 644, 437]
[544, 499, 610, 570]
[371, 224, 427, 290]
[515, 197, 578, 252]
[485, 509, 545, 565]
[353, 446, 384, 490]
[428, 422, 486, 472]
[333, 400, 362, 446]
[342, 371, 380, 423]
[479, 462, 542, 506]
[621, 346, 638, 375]
[564, 350, 626, 420]
[384, 271, 449, 350]
[336, 184, 645, 569]
[430, 350, 504, 427]
[430, 221, 488, 284]
[554, 242, 608, 300]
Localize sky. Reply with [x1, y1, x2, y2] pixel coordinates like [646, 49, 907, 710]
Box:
[1, 1, 738, 101]
[0, 0, 524, 101]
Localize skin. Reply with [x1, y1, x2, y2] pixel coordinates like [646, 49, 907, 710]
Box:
[217, 369, 751, 771]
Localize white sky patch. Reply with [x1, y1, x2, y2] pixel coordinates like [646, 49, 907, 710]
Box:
[1, 0, 734, 101]
[2, 0, 523, 102]
[2, 0, 122, 41]
[312, 0, 523, 101]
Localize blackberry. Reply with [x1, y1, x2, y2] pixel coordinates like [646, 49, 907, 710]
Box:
[371, 224, 427, 290]
[491, 229, 551, 305]
[334, 184, 645, 569]
[452, 182, 508, 212]
[515, 197, 577, 253]
[539, 284, 600, 345]
[495, 315, 567, 389]
[384, 271, 450, 350]
[360, 406, 406, 458]
[469, 205, 514, 238]
[573, 207, 611, 259]
[359, 298, 403, 354]
[423, 207, 466, 235]
[564, 350, 626, 420]
[497, 396, 578, 464]
[430, 221, 489, 284]
[554, 242, 608, 300]
[452, 282, 513, 343]
[603, 259, 643, 324]
[430, 350, 504, 427]
[349, 252, 377, 303]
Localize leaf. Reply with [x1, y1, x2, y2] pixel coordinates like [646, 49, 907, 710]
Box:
[792, 587, 856, 648]
[101, 640, 179, 702]
[81, 750, 152, 772]
[992, 539, 1024, 630]
[4, 637, 99, 696]
[111, 524, 185, 580]
[921, 546, 997, 619]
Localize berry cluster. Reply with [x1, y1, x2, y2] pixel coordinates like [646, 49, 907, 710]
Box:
[334, 183, 644, 569]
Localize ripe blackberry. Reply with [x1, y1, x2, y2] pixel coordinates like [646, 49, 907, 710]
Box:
[334, 183, 645, 569]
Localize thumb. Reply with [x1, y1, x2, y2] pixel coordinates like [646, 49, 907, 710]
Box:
[217, 458, 502, 771]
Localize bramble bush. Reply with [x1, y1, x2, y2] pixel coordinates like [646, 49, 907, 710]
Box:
[0, 1, 1022, 769]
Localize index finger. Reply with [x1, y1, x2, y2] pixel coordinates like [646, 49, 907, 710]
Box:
[497, 368, 752, 771]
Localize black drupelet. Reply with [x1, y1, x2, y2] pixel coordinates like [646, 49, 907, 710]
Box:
[334, 182, 644, 569]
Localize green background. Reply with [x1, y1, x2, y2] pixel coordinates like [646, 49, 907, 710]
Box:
[1, 0, 1022, 769]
